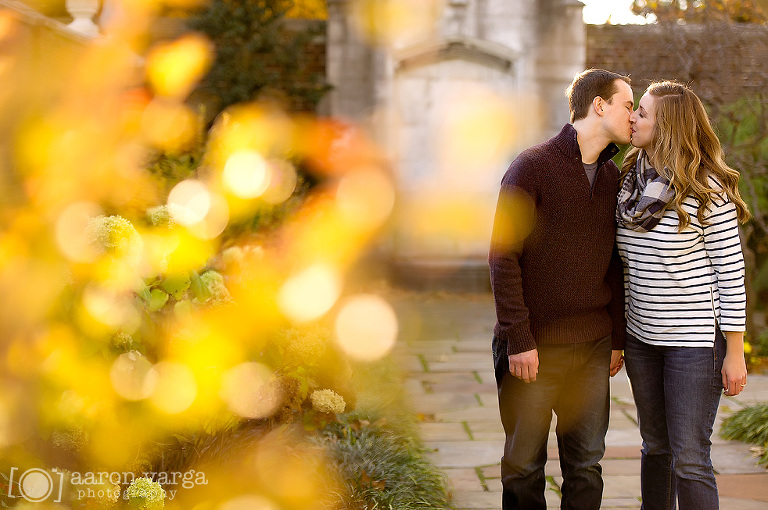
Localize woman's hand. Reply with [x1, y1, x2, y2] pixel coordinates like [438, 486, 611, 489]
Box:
[610, 350, 624, 377]
[722, 331, 747, 397]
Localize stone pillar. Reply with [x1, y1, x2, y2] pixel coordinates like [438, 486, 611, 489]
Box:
[535, 0, 586, 134]
[326, 0, 376, 121]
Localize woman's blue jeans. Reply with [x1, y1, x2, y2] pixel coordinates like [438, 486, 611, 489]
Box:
[624, 330, 725, 510]
[494, 335, 612, 510]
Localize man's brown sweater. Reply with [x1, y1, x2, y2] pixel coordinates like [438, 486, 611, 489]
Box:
[489, 123, 626, 355]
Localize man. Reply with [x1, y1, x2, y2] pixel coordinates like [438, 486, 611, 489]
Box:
[489, 69, 632, 510]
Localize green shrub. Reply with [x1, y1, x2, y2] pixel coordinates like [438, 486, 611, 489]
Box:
[318, 417, 453, 510]
[146, 146, 205, 196]
[750, 328, 768, 357]
[188, 0, 330, 119]
[720, 403, 768, 467]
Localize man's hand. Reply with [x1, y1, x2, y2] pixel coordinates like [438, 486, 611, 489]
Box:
[610, 349, 624, 377]
[508, 348, 539, 383]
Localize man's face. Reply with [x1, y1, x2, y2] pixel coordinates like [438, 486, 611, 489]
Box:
[602, 80, 634, 145]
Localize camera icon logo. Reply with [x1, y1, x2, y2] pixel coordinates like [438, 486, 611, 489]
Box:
[6, 467, 64, 503]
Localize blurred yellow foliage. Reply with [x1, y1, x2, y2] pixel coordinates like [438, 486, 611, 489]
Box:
[0, 0, 396, 505]
[286, 0, 328, 19]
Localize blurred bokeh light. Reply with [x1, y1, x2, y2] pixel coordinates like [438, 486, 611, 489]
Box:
[278, 264, 342, 322]
[334, 294, 398, 361]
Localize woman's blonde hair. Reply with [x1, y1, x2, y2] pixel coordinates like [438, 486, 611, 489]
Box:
[622, 81, 750, 230]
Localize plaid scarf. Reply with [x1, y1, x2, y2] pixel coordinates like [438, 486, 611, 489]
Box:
[616, 151, 675, 232]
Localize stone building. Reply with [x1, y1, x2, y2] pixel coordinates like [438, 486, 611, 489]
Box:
[325, 0, 587, 290]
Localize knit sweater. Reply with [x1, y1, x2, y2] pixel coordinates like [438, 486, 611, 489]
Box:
[489, 124, 626, 355]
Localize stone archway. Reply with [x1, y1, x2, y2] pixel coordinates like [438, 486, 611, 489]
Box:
[389, 38, 525, 264]
[325, 0, 585, 289]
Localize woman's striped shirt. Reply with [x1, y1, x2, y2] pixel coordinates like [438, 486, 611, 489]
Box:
[616, 181, 746, 347]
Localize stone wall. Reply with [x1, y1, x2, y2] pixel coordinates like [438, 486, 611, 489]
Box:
[586, 22, 768, 103]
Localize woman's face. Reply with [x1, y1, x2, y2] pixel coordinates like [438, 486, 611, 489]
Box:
[630, 92, 657, 153]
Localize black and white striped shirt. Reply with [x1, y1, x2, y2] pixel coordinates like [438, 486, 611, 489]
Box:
[616, 182, 746, 347]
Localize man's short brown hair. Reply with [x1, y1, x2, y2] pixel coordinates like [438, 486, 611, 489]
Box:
[566, 69, 631, 123]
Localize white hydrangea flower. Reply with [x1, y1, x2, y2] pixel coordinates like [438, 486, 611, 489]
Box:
[200, 270, 232, 305]
[219, 246, 244, 268]
[112, 331, 137, 351]
[126, 477, 165, 509]
[86, 215, 143, 264]
[146, 205, 175, 228]
[310, 389, 346, 414]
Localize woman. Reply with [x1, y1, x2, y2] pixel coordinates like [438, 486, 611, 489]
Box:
[616, 80, 751, 509]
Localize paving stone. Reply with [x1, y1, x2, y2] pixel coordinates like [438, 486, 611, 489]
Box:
[436, 406, 501, 422]
[479, 464, 500, 480]
[402, 377, 426, 395]
[394, 341, 459, 354]
[470, 420, 505, 433]
[474, 370, 497, 384]
[407, 372, 479, 385]
[608, 410, 639, 430]
[465, 418, 503, 433]
[394, 351, 459, 364]
[605, 427, 643, 447]
[454, 339, 493, 352]
[429, 359, 495, 372]
[610, 400, 637, 411]
[604, 446, 642, 459]
[442, 468, 486, 492]
[425, 440, 505, 468]
[472, 430, 506, 441]
[542, 459, 641, 479]
[410, 393, 481, 414]
[717, 473, 768, 502]
[600, 475, 642, 499]
[600, 498, 641, 508]
[718, 402, 744, 416]
[712, 442, 768, 474]
[545, 459, 561, 477]
[476, 391, 501, 406]
[430, 352, 492, 364]
[391, 355, 426, 372]
[544, 489, 561, 507]
[602, 459, 643, 475]
[610, 374, 635, 400]
[431, 382, 495, 394]
[451, 491, 501, 509]
[713, 415, 738, 445]
[720, 498, 768, 510]
[418, 422, 471, 441]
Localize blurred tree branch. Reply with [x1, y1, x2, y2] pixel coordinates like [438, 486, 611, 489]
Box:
[631, 0, 767, 23]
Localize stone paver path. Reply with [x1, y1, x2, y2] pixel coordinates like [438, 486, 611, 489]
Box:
[390, 291, 768, 510]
